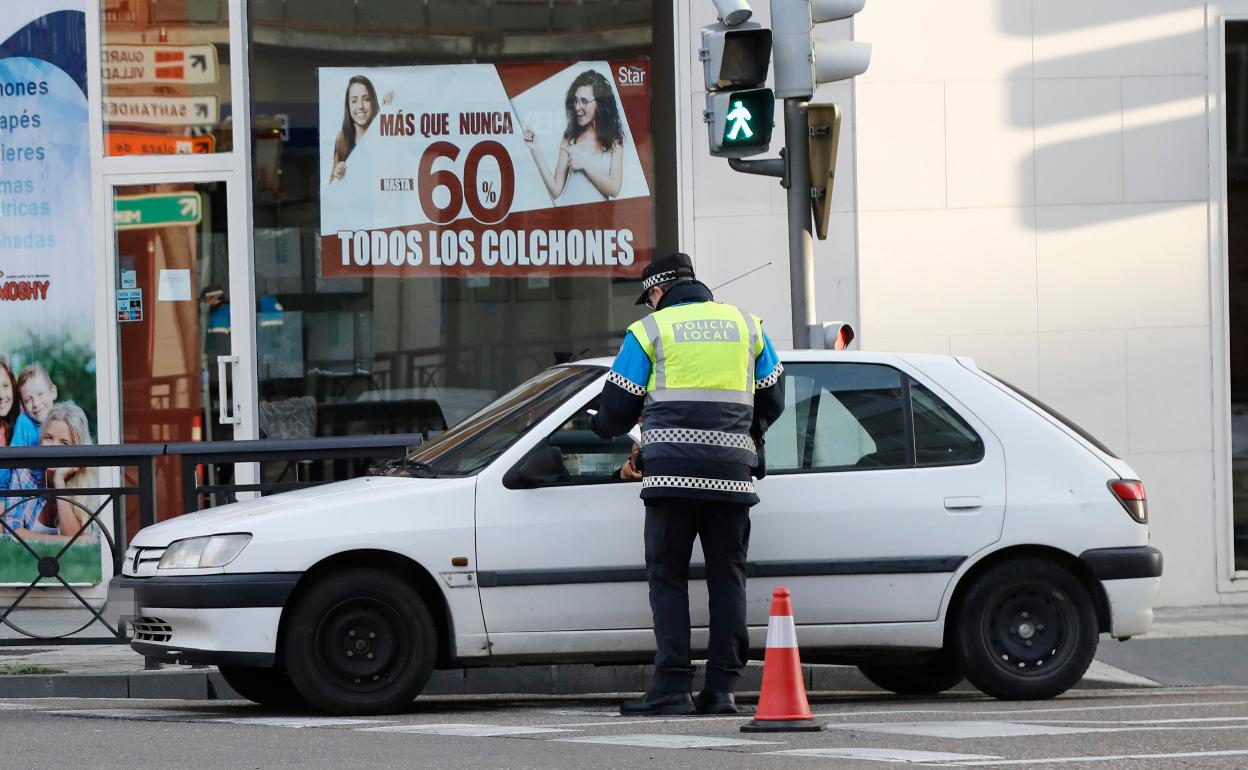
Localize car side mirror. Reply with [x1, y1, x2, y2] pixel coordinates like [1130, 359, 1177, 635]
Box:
[503, 445, 570, 489]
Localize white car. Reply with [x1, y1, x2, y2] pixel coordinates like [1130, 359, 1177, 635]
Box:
[112, 352, 1162, 715]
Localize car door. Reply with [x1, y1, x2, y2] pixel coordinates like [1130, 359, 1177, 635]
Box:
[747, 358, 1006, 626]
[474, 386, 667, 656]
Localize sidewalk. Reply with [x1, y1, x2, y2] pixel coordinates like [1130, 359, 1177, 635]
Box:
[1, 605, 1244, 701]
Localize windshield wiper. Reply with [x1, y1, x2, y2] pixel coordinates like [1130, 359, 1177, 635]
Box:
[401, 459, 437, 474]
[370, 457, 437, 477]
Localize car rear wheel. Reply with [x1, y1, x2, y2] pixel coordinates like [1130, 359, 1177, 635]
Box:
[282, 568, 436, 715]
[953, 558, 1098, 700]
[216, 665, 306, 708]
[858, 653, 964, 695]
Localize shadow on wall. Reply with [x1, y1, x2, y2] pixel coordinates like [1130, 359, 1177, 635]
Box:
[993, 0, 1209, 231]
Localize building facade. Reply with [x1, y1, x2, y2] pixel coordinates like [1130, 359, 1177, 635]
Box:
[0, 1, 1243, 607]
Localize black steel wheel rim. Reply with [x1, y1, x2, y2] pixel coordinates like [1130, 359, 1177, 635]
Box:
[981, 581, 1077, 678]
[314, 596, 409, 693]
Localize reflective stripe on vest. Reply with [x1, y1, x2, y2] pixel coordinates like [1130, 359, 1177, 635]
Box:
[642, 427, 757, 452]
[639, 314, 666, 389]
[641, 475, 757, 495]
[644, 387, 753, 405]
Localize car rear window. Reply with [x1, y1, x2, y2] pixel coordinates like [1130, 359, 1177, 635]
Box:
[986, 373, 1120, 459]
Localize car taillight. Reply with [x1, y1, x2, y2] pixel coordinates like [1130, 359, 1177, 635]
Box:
[1109, 479, 1147, 524]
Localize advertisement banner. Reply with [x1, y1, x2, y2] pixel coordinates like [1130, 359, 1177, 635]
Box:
[0, 1, 102, 586]
[318, 60, 653, 278]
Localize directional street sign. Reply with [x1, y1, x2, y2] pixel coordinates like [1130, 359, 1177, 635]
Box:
[106, 132, 215, 156]
[114, 192, 203, 230]
[101, 44, 219, 84]
[104, 95, 219, 126]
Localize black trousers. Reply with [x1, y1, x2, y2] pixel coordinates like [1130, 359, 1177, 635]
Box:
[644, 498, 751, 693]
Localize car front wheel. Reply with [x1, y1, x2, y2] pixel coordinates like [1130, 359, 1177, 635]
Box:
[953, 558, 1098, 700]
[282, 568, 436, 715]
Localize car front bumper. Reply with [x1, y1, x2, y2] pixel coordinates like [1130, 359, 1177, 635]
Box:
[1079, 546, 1163, 639]
[110, 573, 300, 667]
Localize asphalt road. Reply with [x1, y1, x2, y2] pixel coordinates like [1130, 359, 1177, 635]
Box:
[1, 688, 1247, 769]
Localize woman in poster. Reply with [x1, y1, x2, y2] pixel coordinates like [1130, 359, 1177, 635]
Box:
[524, 69, 625, 204]
[329, 75, 384, 184]
[23, 403, 97, 541]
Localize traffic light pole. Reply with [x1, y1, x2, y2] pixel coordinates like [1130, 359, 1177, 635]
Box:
[782, 98, 817, 349]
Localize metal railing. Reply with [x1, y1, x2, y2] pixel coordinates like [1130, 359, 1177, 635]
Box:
[0, 435, 422, 645]
[0, 445, 160, 645]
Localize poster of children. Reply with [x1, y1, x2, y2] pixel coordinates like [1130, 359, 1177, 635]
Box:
[0, 0, 103, 586]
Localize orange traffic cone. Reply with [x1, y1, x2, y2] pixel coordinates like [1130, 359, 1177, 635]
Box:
[741, 587, 822, 733]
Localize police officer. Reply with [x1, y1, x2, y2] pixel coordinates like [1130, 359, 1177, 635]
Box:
[591, 252, 785, 716]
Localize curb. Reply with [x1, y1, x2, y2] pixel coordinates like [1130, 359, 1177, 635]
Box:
[0, 662, 1154, 701]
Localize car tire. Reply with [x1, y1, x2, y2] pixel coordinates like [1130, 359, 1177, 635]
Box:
[282, 568, 436, 715]
[216, 665, 306, 708]
[953, 558, 1098, 700]
[858, 653, 964, 695]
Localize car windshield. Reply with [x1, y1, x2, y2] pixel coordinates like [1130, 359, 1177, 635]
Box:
[392, 365, 604, 476]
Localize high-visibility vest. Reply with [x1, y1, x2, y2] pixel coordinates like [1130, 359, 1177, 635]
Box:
[626, 301, 764, 502]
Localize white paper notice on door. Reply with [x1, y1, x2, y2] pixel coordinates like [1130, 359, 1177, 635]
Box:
[157, 269, 193, 301]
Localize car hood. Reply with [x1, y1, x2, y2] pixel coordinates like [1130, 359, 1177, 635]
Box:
[130, 475, 466, 548]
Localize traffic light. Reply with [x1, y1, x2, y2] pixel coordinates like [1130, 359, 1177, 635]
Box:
[811, 321, 855, 350]
[701, 11, 774, 158]
[770, 0, 872, 100]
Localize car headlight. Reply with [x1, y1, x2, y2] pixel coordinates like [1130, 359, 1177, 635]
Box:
[158, 534, 252, 569]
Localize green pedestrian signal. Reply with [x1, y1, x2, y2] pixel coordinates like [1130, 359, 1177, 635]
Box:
[726, 101, 755, 140]
[708, 87, 774, 157]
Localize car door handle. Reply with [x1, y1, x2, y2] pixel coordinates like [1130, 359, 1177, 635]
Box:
[944, 496, 982, 511]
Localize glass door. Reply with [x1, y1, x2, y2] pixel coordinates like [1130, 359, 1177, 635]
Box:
[108, 177, 257, 521]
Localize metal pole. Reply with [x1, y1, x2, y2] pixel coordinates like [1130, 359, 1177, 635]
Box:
[783, 98, 816, 348]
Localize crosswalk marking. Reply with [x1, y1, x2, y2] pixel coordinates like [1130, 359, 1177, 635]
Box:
[935, 749, 1248, 766]
[1020, 716, 1248, 725]
[45, 708, 205, 720]
[770, 748, 1002, 763]
[818, 699, 1248, 720]
[205, 716, 392, 728]
[553, 733, 779, 749]
[359, 723, 577, 737]
[13, 694, 1248, 766]
[824, 721, 1109, 739]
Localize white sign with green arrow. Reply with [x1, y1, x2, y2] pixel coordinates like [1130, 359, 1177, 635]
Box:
[114, 193, 203, 231]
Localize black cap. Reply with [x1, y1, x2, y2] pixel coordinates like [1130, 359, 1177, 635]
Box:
[635, 252, 696, 305]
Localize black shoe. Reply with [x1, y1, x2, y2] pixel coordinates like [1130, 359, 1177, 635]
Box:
[695, 690, 738, 715]
[619, 691, 696, 716]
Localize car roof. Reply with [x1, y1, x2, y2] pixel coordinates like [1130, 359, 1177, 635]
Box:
[571, 351, 980, 370]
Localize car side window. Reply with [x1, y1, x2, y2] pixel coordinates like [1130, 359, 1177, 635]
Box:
[768, 363, 909, 472]
[542, 403, 638, 485]
[911, 382, 985, 466]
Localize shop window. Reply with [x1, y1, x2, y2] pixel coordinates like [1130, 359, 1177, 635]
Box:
[101, 0, 232, 156]
[247, 1, 675, 443]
